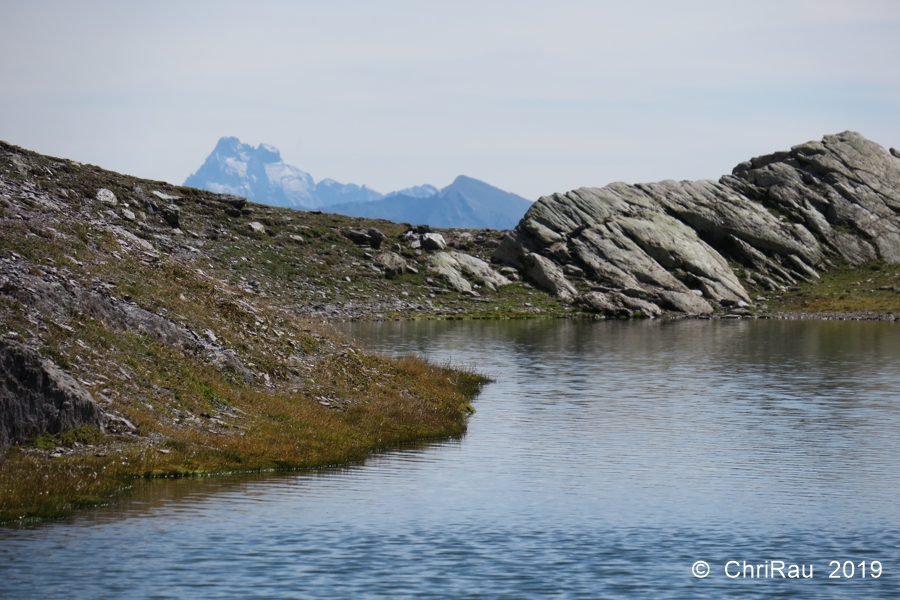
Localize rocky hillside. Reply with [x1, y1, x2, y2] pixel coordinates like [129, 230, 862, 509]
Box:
[494, 131, 900, 318]
[1, 140, 513, 521]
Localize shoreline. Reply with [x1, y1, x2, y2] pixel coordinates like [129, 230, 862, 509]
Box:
[2, 304, 896, 525]
[0, 351, 487, 524]
[2, 137, 898, 524]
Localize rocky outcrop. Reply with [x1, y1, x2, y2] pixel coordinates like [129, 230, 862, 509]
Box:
[494, 131, 900, 316]
[726, 132, 900, 264]
[0, 339, 104, 447]
[426, 251, 511, 294]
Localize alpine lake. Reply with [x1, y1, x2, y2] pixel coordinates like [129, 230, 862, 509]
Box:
[1, 318, 898, 599]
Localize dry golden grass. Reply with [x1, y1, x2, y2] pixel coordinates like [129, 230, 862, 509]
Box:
[0, 352, 486, 522]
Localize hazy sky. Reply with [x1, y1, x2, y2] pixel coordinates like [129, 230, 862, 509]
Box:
[2, 0, 898, 199]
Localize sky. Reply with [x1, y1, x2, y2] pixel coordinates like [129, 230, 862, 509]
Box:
[1, 0, 899, 200]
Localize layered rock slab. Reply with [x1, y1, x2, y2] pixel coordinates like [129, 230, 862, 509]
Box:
[426, 252, 511, 294]
[726, 131, 900, 264]
[494, 131, 900, 315]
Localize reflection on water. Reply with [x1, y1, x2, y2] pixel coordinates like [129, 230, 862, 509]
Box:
[1, 319, 898, 599]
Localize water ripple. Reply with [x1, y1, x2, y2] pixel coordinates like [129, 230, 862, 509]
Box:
[2, 319, 899, 598]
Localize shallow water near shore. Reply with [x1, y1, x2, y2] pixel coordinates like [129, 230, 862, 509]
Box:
[2, 319, 899, 598]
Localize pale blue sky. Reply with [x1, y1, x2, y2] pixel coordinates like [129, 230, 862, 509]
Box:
[1, 0, 898, 199]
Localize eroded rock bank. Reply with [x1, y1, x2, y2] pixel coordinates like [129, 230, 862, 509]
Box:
[493, 131, 900, 317]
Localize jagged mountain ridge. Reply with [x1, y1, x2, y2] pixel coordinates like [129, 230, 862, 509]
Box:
[494, 131, 900, 317]
[326, 175, 533, 230]
[185, 137, 317, 208]
[185, 136, 386, 209]
[184, 137, 532, 228]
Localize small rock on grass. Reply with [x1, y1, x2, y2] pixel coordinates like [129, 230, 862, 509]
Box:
[96, 188, 117, 206]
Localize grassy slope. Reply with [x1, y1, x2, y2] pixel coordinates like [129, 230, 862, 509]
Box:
[0, 142, 490, 522]
[734, 263, 900, 318]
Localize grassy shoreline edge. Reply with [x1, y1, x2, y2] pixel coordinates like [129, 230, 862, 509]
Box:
[1, 354, 489, 524]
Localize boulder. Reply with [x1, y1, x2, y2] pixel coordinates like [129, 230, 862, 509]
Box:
[343, 229, 371, 245]
[657, 290, 714, 315]
[374, 252, 407, 278]
[96, 188, 117, 206]
[421, 233, 447, 250]
[0, 339, 105, 447]
[426, 253, 472, 293]
[248, 221, 267, 235]
[367, 228, 387, 250]
[426, 251, 511, 293]
[580, 291, 662, 318]
[220, 196, 247, 210]
[162, 205, 181, 228]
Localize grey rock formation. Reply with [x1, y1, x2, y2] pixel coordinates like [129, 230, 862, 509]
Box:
[426, 251, 511, 293]
[367, 228, 387, 250]
[493, 131, 900, 315]
[581, 291, 664, 318]
[343, 229, 373, 246]
[96, 188, 117, 206]
[162, 205, 180, 228]
[343, 227, 387, 249]
[726, 131, 900, 264]
[0, 339, 104, 447]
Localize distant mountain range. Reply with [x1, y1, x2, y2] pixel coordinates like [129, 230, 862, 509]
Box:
[328, 175, 532, 230]
[184, 137, 531, 229]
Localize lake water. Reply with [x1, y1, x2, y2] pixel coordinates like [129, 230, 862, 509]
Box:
[1, 319, 899, 598]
